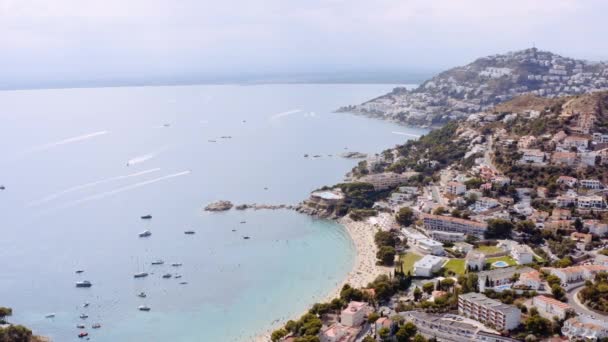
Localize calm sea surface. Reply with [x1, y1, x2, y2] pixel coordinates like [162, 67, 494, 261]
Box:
[0, 84, 426, 341]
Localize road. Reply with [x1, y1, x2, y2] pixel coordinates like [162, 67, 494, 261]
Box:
[566, 284, 608, 321]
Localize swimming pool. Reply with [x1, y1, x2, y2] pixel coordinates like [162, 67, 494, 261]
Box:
[492, 261, 509, 268]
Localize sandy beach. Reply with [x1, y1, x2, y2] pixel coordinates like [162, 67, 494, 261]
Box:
[252, 216, 392, 341]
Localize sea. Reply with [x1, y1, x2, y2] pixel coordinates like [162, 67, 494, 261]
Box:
[0, 84, 427, 341]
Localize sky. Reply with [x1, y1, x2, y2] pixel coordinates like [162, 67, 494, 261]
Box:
[1, 0, 608, 87]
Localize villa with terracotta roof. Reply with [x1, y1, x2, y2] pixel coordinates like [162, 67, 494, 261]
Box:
[532, 295, 573, 320]
[562, 315, 608, 341]
[515, 270, 541, 290]
[542, 265, 608, 285]
[551, 151, 577, 166]
[320, 323, 360, 342]
[556, 175, 578, 187]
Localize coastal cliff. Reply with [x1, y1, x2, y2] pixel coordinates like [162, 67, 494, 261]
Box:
[338, 48, 608, 126]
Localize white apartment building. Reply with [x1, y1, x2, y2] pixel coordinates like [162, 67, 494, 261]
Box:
[340, 301, 368, 327]
[430, 230, 466, 243]
[458, 293, 521, 331]
[478, 267, 535, 292]
[446, 181, 466, 195]
[577, 195, 606, 210]
[542, 265, 608, 285]
[520, 149, 545, 163]
[561, 135, 589, 151]
[359, 172, 413, 190]
[413, 255, 445, 277]
[465, 250, 486, 272]
[532, 295, 572, 320]
[580, 179, 603, 189]
[510, 245, 534, 265]
[403, 229, 444, 255]
[421, 214, 487, 239]
[473, 197, 500, 212]
[586, 220, 608, 236]
[562, 315, 608, 341]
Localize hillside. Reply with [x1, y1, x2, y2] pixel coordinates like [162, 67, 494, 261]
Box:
[338, 48, 608, 126]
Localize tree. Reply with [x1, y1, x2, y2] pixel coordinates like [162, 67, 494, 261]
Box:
[413, 287, 422, 301]
[574, 217, 583, 231]
[551, 284, 565, 301]
[377, 246, 396, 265]
[378, 327, 391, 341]
[396, 322, 418, 342]
[440, 278, 455, 291]
[375, 231, 397, 248]
[433, 207, 447, 215]
[271, 328, 288, 342]
[340, 284, 363, 302]
[362, 337, 376, 342]
[413, 334, 428, 342]
[422, 282, 435, 294]
[485, 219, 514, 239]
[396, 207, 414, 226]
[367, 312, 380, 323]
[0, 307, 12, 318]
[391, 314, 405, 326]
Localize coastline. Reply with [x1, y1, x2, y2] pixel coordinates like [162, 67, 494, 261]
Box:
[252, 216, 391, 342]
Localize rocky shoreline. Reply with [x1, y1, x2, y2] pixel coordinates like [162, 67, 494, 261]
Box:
[204, 200, 298, 212]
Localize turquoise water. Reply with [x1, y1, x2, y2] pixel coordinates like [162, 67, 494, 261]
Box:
[0, 84, 427, 341]
[493, 261, 509, 268]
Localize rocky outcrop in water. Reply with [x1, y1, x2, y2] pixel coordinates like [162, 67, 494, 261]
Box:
[204, 200, 233, 211]
[234, 203, 296, 210]
[340, 151, 368, 159]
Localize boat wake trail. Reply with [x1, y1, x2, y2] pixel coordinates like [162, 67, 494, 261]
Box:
[270, 109, 302, 120]
[126, 147, 167, 166]
[127, 153, 155, 166]
[52, 170, 191, 210]
[27, 131, 109, 153]
[28, 168, 161, 207]
[392, 131, 421, 138]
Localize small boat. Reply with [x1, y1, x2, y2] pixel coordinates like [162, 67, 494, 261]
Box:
[45, 313, 55, 318]
[243, 236, 251, 240]
[171, 263, 182, 267]
[83, 302, 90, 308]
[92, 323, 101, 329]
[137, 292, 146, 298]
[208, 140, 216, 143]
[179, 282, 188, 285]
[133, 272, 149, 278]
[240, 221, 246, 224]
[138, 305, 151, 311]
[75, 270, 84, 274]
[0, 185, 5, 190]
[79, 314, 89, 319]
[141, 215, 152, 219]
[163, 123, 171, 127]
[162, 273, 172, 279]
[76, 280, 92, 288]
[304, 154, 309, 157]
[184, 230, 195, 235]
[231, 229, 237, 232]
[78, 332, 88, 338]
[151, 260, 164, 265]
[77, 324, 85, 329]
[138, 230, 152, 237]
[174, 275, 182, 279]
